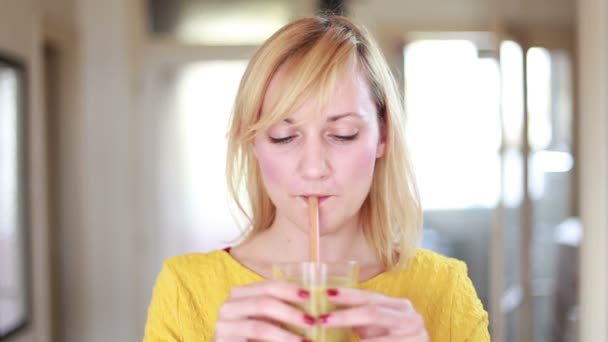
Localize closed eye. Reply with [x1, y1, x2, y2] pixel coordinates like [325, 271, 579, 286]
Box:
[333, 133, 359, 141]
[269, 136, 295, 144]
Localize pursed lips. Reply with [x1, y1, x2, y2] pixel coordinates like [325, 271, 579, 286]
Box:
[300, 195, 332, 203]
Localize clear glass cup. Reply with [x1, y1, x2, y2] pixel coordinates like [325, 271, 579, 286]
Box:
[272, 261, 359, 341]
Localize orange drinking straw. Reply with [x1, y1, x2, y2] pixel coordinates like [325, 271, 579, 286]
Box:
[308, 196, 320, 262]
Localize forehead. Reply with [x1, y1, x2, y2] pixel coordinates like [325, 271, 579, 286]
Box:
[261, 61, 376, 124]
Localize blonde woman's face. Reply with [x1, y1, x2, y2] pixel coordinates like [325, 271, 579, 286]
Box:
[253, 63, 386, 235]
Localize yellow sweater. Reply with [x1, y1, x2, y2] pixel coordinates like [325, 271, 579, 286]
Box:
[143, 248, 490, 341]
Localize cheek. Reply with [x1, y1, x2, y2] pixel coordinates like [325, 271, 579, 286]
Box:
[255, 145, 287, 187]
[356, 150, 376, 178]
[335, 145, 379, 185]
[353, 146, 379, 176]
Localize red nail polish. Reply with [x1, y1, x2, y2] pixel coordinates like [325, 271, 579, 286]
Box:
[302, 339, 312, 342]
[319, 313, 331, 324]
[298, 289, 310, 298]
[303, 314, 316, 325]
[327, 288, 339, 296]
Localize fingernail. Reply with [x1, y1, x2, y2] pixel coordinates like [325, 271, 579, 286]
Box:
[319, 313, 331, 324]
[303, 314, 316, 325]
[298, 289, 310, 298]
[327, 288, 339, 296]
[302, 339, 312, 342]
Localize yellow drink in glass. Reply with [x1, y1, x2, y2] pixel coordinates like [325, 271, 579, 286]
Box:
[272, 262, 359, 342]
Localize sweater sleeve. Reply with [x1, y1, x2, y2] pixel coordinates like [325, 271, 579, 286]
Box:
[448, 261, 490, 341]
[143, 262, 182, 341]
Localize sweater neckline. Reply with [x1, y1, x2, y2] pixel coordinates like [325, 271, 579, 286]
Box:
[220, 248, 391, 287]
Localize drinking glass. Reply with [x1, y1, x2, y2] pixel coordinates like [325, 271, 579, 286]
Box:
[272, 261, 359, 341]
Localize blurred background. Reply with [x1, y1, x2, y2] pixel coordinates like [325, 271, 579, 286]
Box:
[0, 0, 606, 341]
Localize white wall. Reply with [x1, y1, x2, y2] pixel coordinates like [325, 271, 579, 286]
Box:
[70, 0, 141, 341]
[40, 0, 86, 341]
[0, 1, 52, 341]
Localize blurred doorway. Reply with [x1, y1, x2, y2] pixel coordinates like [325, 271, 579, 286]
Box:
[140, 50, 251, 276]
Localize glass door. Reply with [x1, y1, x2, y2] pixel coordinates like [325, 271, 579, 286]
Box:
[404, 34, 502, 318]
[403, 29, 577, 342]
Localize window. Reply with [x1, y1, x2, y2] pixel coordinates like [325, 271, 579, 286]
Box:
[0, 56, 29, 339]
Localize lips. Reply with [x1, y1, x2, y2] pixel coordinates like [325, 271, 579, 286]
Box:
[301, 195, 331, 203]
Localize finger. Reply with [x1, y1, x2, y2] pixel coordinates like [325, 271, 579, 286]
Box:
[219, 295, 316, 329]
[320, 305, 425, 335]
[326, 288, 414, 312]
[215, 318, 306, 342]
[227, 281, 310, 303]
[353, 325, 389, 339]
[320, 305, 401, 328]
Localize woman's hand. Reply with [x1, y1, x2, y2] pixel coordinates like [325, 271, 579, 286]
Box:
[213, 281, 315, 342]
[319, 288, 428, 341]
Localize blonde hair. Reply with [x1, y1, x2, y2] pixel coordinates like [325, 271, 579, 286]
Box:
[226, 15, 422, 269]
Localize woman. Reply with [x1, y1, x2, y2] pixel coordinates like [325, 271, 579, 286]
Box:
[144, 15, 489, 341]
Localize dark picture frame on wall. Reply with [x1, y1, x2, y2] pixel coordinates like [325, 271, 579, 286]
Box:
[0, 52, 31, 340]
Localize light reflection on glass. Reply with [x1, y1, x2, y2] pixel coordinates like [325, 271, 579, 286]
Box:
[527, 48, 553, 151]
[500, 41, 524, 149]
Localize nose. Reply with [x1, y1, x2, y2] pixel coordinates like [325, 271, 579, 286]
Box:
[298, 136, 331, 180]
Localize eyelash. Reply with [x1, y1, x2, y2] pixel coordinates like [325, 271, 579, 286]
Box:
[334, 133, 359, 142]
[269, 136, 295, 144]
[269, 133, 359, 144]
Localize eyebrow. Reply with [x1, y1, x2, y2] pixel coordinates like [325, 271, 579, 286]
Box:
[283, 112, 361, 124]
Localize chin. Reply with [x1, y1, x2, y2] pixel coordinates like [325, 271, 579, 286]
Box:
[318, 219, 350, 236]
